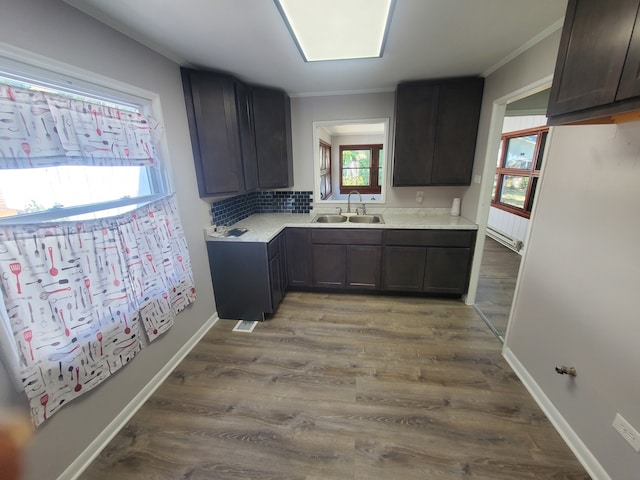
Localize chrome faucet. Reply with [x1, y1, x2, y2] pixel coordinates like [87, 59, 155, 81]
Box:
[347, 190, 362, 214]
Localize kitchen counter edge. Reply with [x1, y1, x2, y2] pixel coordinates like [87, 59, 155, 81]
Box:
[205, 213, 478, 243]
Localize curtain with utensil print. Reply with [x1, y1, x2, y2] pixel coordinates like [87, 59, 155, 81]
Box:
[0, 83, 162, 168]
[0, 195, 195, 427]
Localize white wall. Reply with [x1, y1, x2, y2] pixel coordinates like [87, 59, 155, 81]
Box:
[487, 207, 528, 245]
[502, 114, 547, 132]
[505, 123, 640, 479]
[464, 19, 640, 479]
[0, 1, 215, 479]
[291, 93, 468, 209]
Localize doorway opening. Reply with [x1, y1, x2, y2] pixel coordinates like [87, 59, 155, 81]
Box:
[472, 85, 551, 341]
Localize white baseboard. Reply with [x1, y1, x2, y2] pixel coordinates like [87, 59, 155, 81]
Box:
[502, 347, 610, 480]
[59, 313, 219, 480]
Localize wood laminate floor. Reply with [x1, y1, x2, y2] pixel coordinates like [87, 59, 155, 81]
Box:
[475, 237, 522, 337]
[81, 292, 589, 480]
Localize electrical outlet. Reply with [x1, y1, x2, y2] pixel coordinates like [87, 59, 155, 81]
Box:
[473, 174, 482, 184]
[416, 191, 424, 203]
[613, 413, 640, 452]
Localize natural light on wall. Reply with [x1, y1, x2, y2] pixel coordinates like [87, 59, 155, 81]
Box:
[0, 69, 167, 223]
[275, 0, 395, 62]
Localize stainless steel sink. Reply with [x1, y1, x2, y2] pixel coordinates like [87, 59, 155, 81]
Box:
[348, 215, 384, 224]
[312, 214, 348, 223]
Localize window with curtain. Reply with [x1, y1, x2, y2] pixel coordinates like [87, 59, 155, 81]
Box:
[0, 65, 196, 427]
[0, 74, 167, 222]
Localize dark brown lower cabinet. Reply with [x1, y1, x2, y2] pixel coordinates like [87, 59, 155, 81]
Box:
[311, 244, 383, 290]
[286, 228, 311, 287]
[206, 231, 287, 321]
[382, 246, 426, 292]
[382, 229, 476, 296]
[424, 247, 472, 294]
[287, 227, 474, 295]
[347, 245, 382, 290]
[268, 254, 283, 307]
[268, 233, 287, 308]
[206, 227, 476, 321]
[312, 244, 346, 288]
[309, 229, 383, 291]
[207, 243, 268, 321]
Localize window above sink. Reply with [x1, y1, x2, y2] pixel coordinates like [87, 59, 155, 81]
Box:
[313, 119, 389, 205]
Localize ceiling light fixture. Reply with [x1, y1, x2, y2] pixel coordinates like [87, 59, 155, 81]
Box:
[275, 0, 395, 62]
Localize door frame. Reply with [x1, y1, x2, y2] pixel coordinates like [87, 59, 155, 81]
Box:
[465, 75, 554, 317]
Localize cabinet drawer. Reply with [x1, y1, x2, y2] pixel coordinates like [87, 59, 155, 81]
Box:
[310, 228, 383, 245]
[384, 229, 475, 247]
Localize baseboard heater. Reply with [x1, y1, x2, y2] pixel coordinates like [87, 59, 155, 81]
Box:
[486, 226, 523, 253]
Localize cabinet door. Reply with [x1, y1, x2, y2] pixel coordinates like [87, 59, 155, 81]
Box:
[382, 246, 426, 292]
[207, 242, 270, 320]
[268, 252, 284, 309]
[616, 3, 640, 100]
[285, 228, 311, 287]
[268, 232, 287, 311]
[182, 69, 245, 197]
[235, 81, 258, 192]
[431, 78, 483, 185]
[423, 248, 471, 294]
[252, 86, 293, 189]
[347, 245, 381, 290]
[547, 0, 640, 117]
[277, 233, 288, 294]
[393, 82, 439, 185]
[312, 244, 346, 288]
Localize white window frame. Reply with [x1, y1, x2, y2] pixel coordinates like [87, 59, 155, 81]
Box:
[0, 42, 172, 225]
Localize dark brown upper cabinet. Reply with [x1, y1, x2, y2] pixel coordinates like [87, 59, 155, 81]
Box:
[547, 0, 640, 125]
[393, 76, 484, 186]
[252, 86, 294, 189]
[181, 68, 256, 197]
[235, 81, 258, 192]
[181, 69, 293, 197]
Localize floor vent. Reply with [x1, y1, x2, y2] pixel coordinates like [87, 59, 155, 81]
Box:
[232, 320, 258, 333]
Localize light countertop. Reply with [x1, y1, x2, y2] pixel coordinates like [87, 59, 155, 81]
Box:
[205, 211, 477, 243]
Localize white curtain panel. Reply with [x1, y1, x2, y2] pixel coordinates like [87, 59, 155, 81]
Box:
[0, 195, 195, 427]
[0, 83, 162, 169]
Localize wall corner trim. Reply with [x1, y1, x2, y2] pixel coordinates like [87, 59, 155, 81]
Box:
[58, 313, 220, 480]
[502, 347, 611, 480]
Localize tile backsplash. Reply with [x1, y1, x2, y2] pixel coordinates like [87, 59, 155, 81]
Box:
[211, 191, 313, 226]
